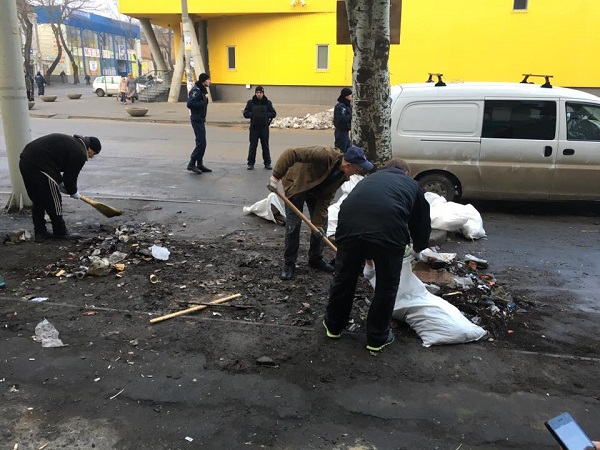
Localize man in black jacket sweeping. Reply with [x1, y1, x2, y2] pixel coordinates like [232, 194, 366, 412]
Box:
[19, 133, 101, 242]
[323, 158, 432, 352]
[243, 86, 277, 170]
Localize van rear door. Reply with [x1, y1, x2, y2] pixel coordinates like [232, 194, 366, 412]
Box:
[479, 99, 558, 200]
[553, 100, 600, 200]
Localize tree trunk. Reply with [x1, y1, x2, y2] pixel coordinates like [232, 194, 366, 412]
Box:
[345, 0, 392, 167]
[47, 24, 63, 78]
[57, 24, 80, 84]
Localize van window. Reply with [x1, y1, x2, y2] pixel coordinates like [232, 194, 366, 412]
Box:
[566, 102, 600, 141]
[400, 102, 480, 135]
[482, 100, 556, 140]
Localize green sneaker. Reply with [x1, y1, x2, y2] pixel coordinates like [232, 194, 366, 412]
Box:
[322, 320, 341, 339]
[366, 330, 395, 352]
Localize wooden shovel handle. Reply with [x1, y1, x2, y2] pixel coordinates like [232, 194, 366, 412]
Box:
[150, 293, 241, 324]
[273, 190, 337, 253]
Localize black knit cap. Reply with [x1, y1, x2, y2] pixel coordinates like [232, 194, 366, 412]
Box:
[88, 136, 101, 154]
[198, 73, 210, 83]
[340, 87, 352, 97]
[255, 85, 264, 93]
[74, 135, 101, 154]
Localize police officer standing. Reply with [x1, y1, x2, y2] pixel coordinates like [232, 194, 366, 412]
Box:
[186, 73, 212, 174]
[333, 87, 352, 152]
[243, 86, 277, 170]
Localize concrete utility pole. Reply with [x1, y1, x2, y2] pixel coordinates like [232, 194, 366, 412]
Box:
[139, 18, 168, 73]
[167, 37, 185, 103]
[0, 0, 32, 210]
[180, 0, 195, 94]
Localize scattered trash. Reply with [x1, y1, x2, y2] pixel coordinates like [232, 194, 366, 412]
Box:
[87, 258, 111, 277]
[114, 263, 126, 271]
[33, 319, 65, 348]
[30, 297, 49, 302]
[149, 274, 158, 284]
[0, 276, 5, 289]
[464, 254, 489, 269]
[55, 269, 65, 277]
[109, 251, 128, 264]
[184, 437, 194, 442]
[151, 244, 170, 261]
[256, 356, 278, 367]
[5, 229, 32, 244]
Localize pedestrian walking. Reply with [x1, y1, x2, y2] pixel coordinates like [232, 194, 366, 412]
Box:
[333, 87, 352, 152]
[243, 86, 276, 170]
[19, 133, 102, 242]
[322, 158, 431, 352]
[186, 73, 212, 174]
[268, 145, 373, 280]
[126, 74, 137, 103]
[34, 72, 46, 96]
[118, 76, 127, 104]
[84, 74, 91, 85]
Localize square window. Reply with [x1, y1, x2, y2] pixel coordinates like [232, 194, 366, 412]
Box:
[513, 0, 527, 10]
[317, 45, 328, 70]
[227, 46, 236, 70]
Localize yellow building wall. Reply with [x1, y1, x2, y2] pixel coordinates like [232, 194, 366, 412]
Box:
[120, 0, 600, 88]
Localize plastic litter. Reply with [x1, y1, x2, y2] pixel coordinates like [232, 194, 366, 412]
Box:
[87, 258, 111, 277]
[109, 251, 128, 264]
[150, 245, 170, 261]
[30, 297, 49, 302]
[33, 319, 65, 348]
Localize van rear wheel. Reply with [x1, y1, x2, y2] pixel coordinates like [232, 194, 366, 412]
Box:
[418, 174, 456, 202]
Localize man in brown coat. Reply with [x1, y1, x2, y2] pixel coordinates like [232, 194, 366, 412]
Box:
[268, 145, 373, 280]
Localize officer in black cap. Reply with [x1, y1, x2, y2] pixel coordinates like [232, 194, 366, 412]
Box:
[243, 85, 277, 170]
[333, 87, 353, 152]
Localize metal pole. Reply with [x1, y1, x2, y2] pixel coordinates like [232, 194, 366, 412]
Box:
[0, 0, 32, 210]
[180, 0, 195, 93]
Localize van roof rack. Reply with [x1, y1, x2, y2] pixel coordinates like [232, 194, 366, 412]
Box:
[520, 73, 553, 88]
[426, 73, 446, 87]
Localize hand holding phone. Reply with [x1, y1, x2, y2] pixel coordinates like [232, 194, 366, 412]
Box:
[545, 412, 596, 450]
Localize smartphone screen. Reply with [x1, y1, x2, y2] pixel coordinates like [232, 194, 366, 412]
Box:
[545, 412, 595, 450]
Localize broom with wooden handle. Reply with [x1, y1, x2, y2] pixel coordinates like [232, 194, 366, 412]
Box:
[79, 195, 123, 218]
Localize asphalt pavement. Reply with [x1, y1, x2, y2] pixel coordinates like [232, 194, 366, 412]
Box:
[29, 82, 328, 126]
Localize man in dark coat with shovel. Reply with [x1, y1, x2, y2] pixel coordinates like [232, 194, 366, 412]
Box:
[19, 133, 101, 242]
[268, 145, 373, 280]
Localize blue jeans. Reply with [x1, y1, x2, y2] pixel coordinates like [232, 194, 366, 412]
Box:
[283, 193, 327, 265]
[190, 117, 206, 163]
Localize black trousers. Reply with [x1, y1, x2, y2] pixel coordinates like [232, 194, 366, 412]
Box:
[190, 117, 207, 163]
[19, 160, 66, 234]
[247, 125, 271, 166]
[284, 193, 327, 265]
[325, 239, 404, 347]
[334, 130, 351, 153]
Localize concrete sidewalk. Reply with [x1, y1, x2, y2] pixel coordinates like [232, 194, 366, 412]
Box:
[28, 83, 329, 126]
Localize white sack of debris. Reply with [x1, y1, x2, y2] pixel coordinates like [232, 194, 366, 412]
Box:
[364, 258, 487, 347]
[326, 175, 364, 237]
[242, 192, 286, 224]
[425, 192, 486, 239]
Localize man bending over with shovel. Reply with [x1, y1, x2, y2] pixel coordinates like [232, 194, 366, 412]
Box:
[268, 145, 373, 280]
[19, 133, 101, 242]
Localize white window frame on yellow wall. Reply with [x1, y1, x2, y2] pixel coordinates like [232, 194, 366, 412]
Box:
[227, 46, 236, 70]
[513, 0, 528, 10]
[316, 44, 329, 71]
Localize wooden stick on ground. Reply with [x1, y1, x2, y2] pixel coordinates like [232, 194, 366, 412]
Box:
[150, 293, 242, 324]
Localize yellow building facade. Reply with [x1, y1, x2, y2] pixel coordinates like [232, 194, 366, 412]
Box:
[119, 0, 600, 103]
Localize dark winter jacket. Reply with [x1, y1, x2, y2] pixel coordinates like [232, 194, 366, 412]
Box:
[34, 73, 46, 87]
[187, 82, 209, 120]
[336, 167, 431, 251]
[20, 133, 88, 195]
[273, 146, 348, 227]
[243, 95, 277, 127]
[333, 98, 352, 132]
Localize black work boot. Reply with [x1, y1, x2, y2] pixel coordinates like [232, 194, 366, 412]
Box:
[279, 263, 295, 281]
[197, 161, 212, 173]
[187, 159, 202, 174]
[309, 257, 335, 273]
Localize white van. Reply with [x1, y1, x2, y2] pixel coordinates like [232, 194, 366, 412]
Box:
[92, 76, 121, 97]
[390, 81, 600, 201]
